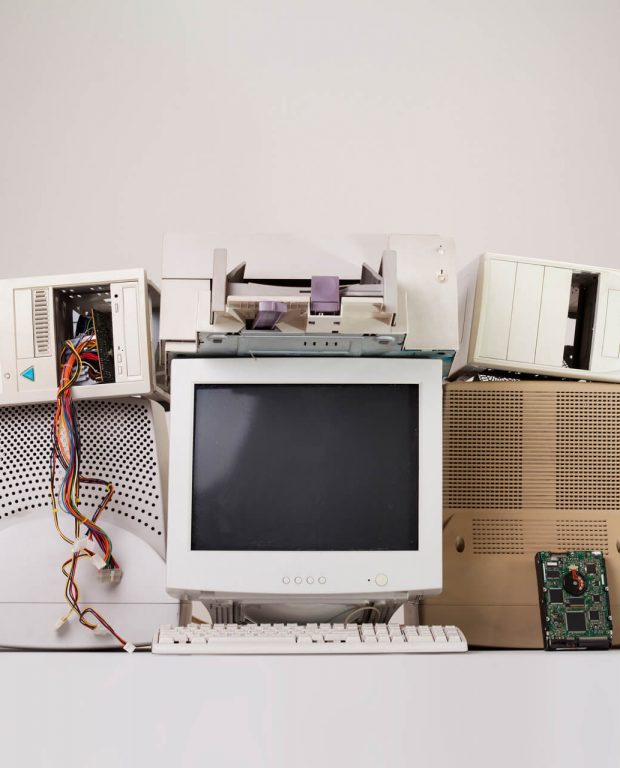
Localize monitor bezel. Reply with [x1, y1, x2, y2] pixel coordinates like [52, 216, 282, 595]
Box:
[166, 357, 442, 601]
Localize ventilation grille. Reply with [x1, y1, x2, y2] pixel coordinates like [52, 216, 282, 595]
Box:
[556, 392, 620, 510]
[444, 390, 524, 509]
[472, 518, 609, 555]
[0, 399, 165, 555]
[445, 385, 620, 512]
[32, 289, 51, 356]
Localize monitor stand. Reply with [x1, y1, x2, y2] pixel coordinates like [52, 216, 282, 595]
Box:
[198, 598, 416, 625]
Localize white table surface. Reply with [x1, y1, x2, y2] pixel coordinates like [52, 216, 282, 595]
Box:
[2, 650, 618, 768]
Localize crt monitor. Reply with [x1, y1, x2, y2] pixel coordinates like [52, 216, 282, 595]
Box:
[166, 357, 442, 615]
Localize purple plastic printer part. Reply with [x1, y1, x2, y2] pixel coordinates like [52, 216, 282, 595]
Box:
[310, 276, 340, 314]
[251, 301, 288, 330]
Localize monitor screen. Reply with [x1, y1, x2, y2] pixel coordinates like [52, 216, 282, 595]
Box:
[191, 384, 419, 551]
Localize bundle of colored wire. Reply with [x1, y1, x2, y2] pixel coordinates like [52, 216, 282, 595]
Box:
[50, 324, 132, 651]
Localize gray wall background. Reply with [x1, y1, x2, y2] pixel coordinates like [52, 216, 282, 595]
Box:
[1, 1, 619, 280]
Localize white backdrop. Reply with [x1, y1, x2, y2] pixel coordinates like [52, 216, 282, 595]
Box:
[1, 6, 620, 765]
[1, 0, 619, 282]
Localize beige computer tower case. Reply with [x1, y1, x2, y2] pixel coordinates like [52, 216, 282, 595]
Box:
[420, 381, 620, 648]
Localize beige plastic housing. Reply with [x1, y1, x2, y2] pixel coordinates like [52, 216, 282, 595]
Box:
[450, 253, 620, 382]
[0, 268, 167, 405]
[159, 233, 459, 372]
[420, 380, 620, 648]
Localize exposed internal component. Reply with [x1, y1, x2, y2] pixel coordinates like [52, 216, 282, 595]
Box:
[563, 272, 598, 369]
[535, 551, 613, 651]
[92, 309, 115, 383]
[54, 285, 115, 387]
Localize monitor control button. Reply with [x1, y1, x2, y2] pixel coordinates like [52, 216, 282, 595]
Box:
[294, 577, 302, 585]
[282, 577, 290, 585]
[375, 573, 388, 587]
[318, 576, 326, 584]
[306, 576, 314, 584]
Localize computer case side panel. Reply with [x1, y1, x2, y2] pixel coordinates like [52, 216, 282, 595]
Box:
[421, 380, 620, 647]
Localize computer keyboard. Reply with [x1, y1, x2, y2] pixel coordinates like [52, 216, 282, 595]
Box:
[151, 622, 467, 654]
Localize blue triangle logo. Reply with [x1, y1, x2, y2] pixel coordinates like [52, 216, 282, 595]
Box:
[20, 366, 35, 382]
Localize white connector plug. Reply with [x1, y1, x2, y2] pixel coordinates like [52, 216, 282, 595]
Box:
[123, 643, 136, 654]
[71, 537, 91, 554]
[97, 567, 123, 585]
[90, 553, 106, 570]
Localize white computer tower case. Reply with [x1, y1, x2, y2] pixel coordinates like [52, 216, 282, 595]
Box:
[0, 268, 168, 405]
[451, 253, 620, 382]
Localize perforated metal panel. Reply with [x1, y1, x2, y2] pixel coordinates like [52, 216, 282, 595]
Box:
[472, 518, 609, 555]
[0, 398, 166, 557]
[444, 382, 620, 513]
[556, 391, 620, 510]
[444, 389, 524, 509]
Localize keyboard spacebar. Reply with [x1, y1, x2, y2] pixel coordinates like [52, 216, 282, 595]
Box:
[205, 637, 297, 646]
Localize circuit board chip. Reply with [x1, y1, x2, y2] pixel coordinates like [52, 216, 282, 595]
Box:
[535, 551, 613, 651]
[566, 612, 586, 632]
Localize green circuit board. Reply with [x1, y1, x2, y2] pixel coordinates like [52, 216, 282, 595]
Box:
[535, 551, 613, 651]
